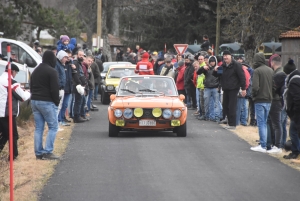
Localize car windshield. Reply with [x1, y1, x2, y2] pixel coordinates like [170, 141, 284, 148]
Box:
[117, 76, 178, 96]
[103, 62, 131, 73]
[107, 67, 136, 78]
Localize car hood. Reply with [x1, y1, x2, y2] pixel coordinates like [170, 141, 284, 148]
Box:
[111, 96, 185, 108]
[105, 79, 120, 87]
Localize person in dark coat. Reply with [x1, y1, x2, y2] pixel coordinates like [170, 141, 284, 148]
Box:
[184, 55, 197, 109]
[282, 60, 300, 160]
[213, 50, 246, 130]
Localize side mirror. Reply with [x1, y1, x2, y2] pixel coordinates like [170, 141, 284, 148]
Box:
[110, 94, 116, 101]
[115, 86, 119, 91]
[179, 94, 185, 101]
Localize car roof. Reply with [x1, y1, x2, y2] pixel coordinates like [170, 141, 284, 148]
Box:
[108, 64, 136, 69]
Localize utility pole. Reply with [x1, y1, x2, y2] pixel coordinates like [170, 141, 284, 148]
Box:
[97, 0, 102, 48]
[215, 0, 221, 56]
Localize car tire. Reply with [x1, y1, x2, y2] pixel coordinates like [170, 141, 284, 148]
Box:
[101, 90, 109, 104]
[176, 122, 187, 137]
[109, 121, 119, 137]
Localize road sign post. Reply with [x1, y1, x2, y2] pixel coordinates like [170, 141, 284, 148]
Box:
[173, 44, 188, 55]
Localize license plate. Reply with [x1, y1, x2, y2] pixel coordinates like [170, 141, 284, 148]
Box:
[139, 120, 156, 126]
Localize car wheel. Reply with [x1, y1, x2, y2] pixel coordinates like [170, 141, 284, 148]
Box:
[176, 122, 187, 137]
[101, 90, 109, 104]
[109, 121, 119, 137]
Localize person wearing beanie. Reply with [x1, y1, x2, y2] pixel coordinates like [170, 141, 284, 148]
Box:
[0, 64, 31, 160]
[212, 49, 246, 130]
[175, 60, 186, 99]
[282, 59, 300, 159]
[135, 52, 154, 75]
[250, 52, 273, 153]
[196, 56, 220, 122]
[55, 50, 68, 128]
[57, 35, 70, 53]
[30, 50, 61, 160]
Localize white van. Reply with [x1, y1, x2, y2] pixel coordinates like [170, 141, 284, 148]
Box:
[0, 38, 42, 73]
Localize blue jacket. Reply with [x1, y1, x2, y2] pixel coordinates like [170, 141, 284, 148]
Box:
[55, 59, 66, 89]
[68, 38, 77, 51]
[57, 40, 69, 52]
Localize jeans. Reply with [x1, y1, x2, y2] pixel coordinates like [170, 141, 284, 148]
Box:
[94, 83, 99, 100]
[74, 90, 83, 118]
[289, 120, 300, 154]
[269, 100, 283, 148]
[185, 89, 191, 108]
[87, 89, 94, 112]
[255, 103, 271, 148]
[204, 88, 220, 121]
[236, 97, 248, 126]
[196, 88, 200, 111]
[58, 93, 71, 122]
[200, 89, 205, 117]
[80, 95, 87, 117]
[31, 100, 58, 155]
[281, 109, 288, 147]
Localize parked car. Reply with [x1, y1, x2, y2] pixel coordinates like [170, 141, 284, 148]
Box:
[108, 75, 187, 137]
[0, 60, 30, 89]
[101, 64, 137, 104]
[0, 38, 42, 73]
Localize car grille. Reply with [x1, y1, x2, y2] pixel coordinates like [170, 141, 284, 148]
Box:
[141, 109, 154, 119]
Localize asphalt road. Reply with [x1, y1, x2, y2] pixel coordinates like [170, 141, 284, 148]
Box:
[40, 99, 300, 201]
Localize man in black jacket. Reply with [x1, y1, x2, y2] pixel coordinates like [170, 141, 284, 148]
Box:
[282, 60, 300, 159]
[30, 51, 60, 160]
[184, 55, 197, 109]
[213, 51, 246, 130]
[72, 49, 86, 123]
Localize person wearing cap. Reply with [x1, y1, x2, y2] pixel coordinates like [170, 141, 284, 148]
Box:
[213, 50, 246, 130]
[160, 58, 175, 79]
[55, 50, 68, 127]
[135, 52, 154, 75]
[196, 55, 206, 118]
[0, 64, 31, 160]
[282, 59, 300, 160]
[11, 50, 18, 62]
[249, 52, 273, 153]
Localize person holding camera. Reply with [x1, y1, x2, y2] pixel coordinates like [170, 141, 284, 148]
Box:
[213, 51, 246, 130]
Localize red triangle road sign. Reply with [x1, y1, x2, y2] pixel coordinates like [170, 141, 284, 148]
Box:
[173, 44, 188, 55]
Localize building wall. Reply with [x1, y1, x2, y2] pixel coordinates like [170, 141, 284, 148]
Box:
[280, 38, 300, 70]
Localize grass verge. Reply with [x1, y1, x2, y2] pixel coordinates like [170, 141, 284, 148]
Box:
[0, 116, 73, 201]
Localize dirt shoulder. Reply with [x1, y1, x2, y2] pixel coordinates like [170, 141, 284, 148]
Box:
[0, 117, 73, 201]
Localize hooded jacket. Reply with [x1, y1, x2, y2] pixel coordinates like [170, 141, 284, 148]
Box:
[135, 52, 154, 75]
[176, 65, 186, 90]
[30, 50, 60, 106]
[55, 59, 66, 89]
[184, 62, 195, 89]
[251, 53, 273, 103]
[197, 56, 219, 88]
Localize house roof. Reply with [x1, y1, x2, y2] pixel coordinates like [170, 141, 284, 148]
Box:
[108, 34, 123, 46]
[279, 26, 300, 39]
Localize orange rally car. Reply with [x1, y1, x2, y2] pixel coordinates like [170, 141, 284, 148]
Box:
[107, 75, 187, 137]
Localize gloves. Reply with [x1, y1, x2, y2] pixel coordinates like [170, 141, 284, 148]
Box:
[59, 89, 64, 99]
[76, 85, 85, 95]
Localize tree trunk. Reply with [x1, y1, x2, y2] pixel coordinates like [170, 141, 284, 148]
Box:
[111, 6, 119, 37]
[102, 0, 112, 61]
[244, 49, 254, 66]
[36, 27, 42, 41]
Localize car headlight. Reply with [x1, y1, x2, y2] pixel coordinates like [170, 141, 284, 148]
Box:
[152, 108, 162, 118]
[162, 109, 172, 119]
[114, 109, 122, 118]
[173, 109, 182, 118]
[107, 85, 114, 90]
[123, 108, 133, 119]
[134, 108, 143, 118]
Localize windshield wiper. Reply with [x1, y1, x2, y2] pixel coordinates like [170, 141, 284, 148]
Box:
[120, 89, 136, 94]
[139, 89, 156, 92]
